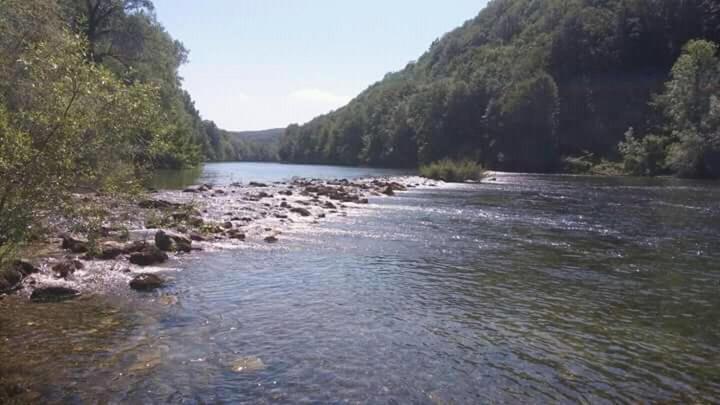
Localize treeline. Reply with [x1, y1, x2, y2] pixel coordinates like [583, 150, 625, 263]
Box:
[279, 0, 720, 177]
[201, 124, 282, 162]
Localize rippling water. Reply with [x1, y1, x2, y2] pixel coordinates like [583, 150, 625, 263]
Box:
[3, 166, 720, 403]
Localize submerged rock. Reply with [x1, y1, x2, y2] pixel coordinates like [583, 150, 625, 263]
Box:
[51, 260, 83, 279]
[231, 356, 266, 373]
[30, 286, 80, 302]
[129, 273, 165, 291]
[129, 247, 168, 266]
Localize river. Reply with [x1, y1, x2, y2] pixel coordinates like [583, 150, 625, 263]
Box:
[2, 163, 720, 403]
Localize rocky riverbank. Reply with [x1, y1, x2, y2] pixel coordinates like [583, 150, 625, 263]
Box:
[0, 176, 438, 301]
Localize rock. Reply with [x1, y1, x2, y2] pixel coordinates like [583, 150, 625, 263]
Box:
[30, 286, 80, 302]
[61, 235, 88, 253]
[12, 260, 39, 276]
[280, 201, 289, 208]
[189, 232, 206, 242]
[182, 187, 199, 193]
[223, 221, 233, 229]
[264, 235, 279, 243]
[249, 182, 269, 187]
[129, 247, 168, 266]
[95, 241, 127, 260]
[290, 207, 312, 217]
[279, 190, 293, 196]
[155, 230, 192, 253]
[129, 273, 165, 291]
[138, 199, 181, 210]
[188, 216, 204, 227]
[382, 186, 395, 196]
[52, 260, 83, 279]
[359, 198, 369, 204]
[274, 213, 288, 219]
[226, 229, 246, 240]
[323, 201, 337, 209]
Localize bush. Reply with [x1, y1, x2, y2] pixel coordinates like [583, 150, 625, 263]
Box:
[419, 159, 484, 182]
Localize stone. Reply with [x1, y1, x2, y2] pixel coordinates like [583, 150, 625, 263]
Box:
[129, 273, 165, 291]
[138, 199, 181, 210]
[223, 221, 233, 229]
[264, 235, 279, 243]
[129, 247, 168, 266]
[155, 230, 192, 253]
[290, 207, 312, 217]
[248, 182, 269, 187]
[382, 186, 395, 196]
[226, 229, 246, 240]
[30, 286, 80, 302]
[61, 235, 88, 253]
[189, 232, 206, 242]
[95, 241, 127, 260]
[52, 260, 83, 279]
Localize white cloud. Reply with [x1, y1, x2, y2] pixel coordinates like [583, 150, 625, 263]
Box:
[288, 88, 351, 105]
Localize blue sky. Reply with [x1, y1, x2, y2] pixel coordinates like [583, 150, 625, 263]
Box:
[153, 1, 488, 131]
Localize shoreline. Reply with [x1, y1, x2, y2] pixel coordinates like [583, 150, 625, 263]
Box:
[1, 176, 440, 302]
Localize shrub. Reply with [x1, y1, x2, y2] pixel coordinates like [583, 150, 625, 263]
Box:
[419, 159, 484, 182]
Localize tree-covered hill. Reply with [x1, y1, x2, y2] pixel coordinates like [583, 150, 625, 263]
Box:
[279, 0, 720, 175]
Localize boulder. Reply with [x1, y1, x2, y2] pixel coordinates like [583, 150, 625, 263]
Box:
[129, 247, 168, 266]
[382, 186, 395, 196]
[52, 260, 83, 279]
[155, 230, 192, 253]
[129, 273, 165, 291]
[290, 207, 312, 217]
[30, 286, 80, 302]
[61, 235, 88, 253]
[226, 229, 246, 240]
[323, 201, 337, 209]
[189, 232, 206, 242]
[249, 182, 269, 187]
[264, 235, 279, 243]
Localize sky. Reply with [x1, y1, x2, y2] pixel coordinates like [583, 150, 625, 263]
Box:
[153, 0, 488, 131]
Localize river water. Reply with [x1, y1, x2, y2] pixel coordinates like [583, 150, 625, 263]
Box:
[2, 163, 720, 403]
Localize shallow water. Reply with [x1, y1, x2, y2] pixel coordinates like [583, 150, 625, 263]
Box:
[3, 165, 720, 403]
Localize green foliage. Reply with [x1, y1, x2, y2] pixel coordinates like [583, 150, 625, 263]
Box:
[620, 39, 720, 178]
[419, 159, 484, 182]
[279, 0, 720, 172]
[619, 129, 670, 176]
[0, 0, 216, 265]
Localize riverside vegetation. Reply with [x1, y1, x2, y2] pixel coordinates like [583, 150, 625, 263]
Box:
[0, 0, 273, 279]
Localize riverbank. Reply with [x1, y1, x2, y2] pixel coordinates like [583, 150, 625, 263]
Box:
[1, 176, 439, 302]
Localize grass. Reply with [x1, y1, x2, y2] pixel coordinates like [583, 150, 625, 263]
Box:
[419, 159, 485, 182]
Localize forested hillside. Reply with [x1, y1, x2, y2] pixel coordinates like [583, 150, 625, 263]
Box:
[278, 0, 720, 175]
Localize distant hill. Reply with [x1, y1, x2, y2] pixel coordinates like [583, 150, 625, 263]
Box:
[201, 123, 283, 162]
[226, 128, 285, 145]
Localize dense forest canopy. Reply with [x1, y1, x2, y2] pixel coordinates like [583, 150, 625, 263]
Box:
[278, 0, 720, 177]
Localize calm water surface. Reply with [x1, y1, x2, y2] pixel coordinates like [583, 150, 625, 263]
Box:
[3, 163, 720, 403]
